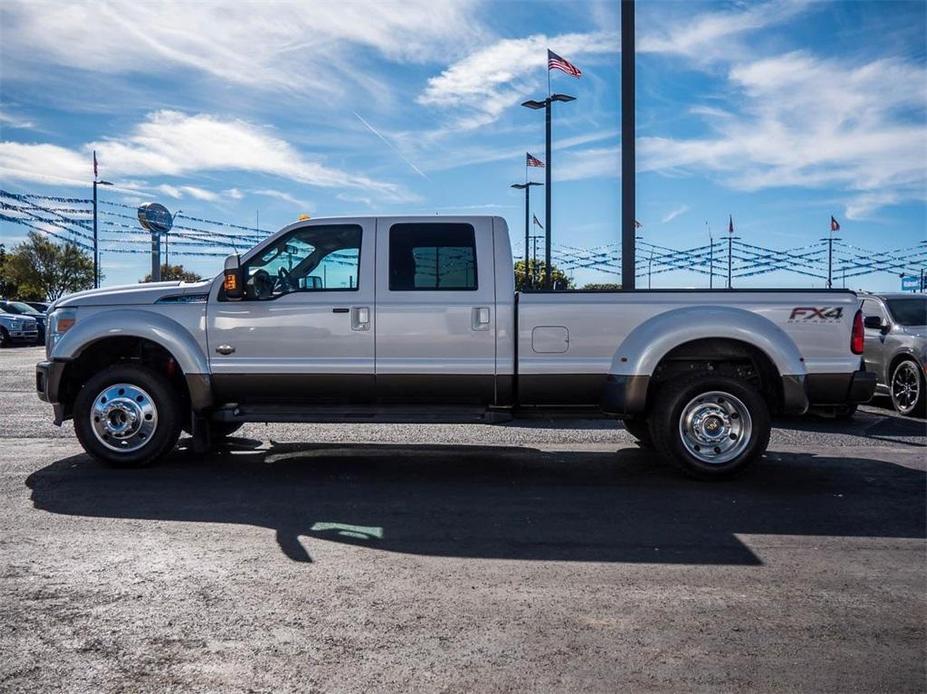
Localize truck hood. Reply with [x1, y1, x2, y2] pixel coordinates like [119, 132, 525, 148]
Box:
[54, 279, 214, 308]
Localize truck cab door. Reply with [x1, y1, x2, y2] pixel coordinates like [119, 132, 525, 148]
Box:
[206, 219, 375, 404]
[374, 218, 496, 405]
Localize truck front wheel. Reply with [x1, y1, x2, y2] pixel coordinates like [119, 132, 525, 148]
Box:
[74, 364, 182, 468]
[648, 374, 770, 480]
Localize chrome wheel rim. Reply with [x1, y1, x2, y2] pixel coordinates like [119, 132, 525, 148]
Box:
[90, 383, 158, 453]
[679, 390, 753, 465]
[892, 361, 921, 415]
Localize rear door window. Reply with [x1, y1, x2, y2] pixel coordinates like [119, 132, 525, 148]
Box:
[388, 223, 477, 291]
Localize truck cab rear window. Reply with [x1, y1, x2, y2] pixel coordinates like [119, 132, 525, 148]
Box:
[389, 223, 477, 291]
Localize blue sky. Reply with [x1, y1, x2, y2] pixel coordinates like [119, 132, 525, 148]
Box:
[1, 0, 925, 290]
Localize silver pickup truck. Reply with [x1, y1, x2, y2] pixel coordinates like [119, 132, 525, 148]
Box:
[36, 216, 874, 478]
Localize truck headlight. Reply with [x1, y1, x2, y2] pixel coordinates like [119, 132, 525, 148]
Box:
[47, 308, 77, 352]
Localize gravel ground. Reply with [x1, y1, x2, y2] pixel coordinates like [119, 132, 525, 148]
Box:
[1, 346, 925, 692]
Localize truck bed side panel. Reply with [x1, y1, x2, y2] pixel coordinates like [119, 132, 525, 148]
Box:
[516, 290, 861, 406]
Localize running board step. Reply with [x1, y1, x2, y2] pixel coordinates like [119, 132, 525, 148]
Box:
[212, 405, 512, 425]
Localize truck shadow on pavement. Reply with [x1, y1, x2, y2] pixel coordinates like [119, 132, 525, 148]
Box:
[26, 441, 926, 565]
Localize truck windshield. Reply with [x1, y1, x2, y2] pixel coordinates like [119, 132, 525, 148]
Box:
[886, 298, 927, 326]
[0, 301, 40, 315]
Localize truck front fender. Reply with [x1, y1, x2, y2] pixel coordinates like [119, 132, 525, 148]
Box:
[52, 309, 210, 377]
[603, 306, 807, 416]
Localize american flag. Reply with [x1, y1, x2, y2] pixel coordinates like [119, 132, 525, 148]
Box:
[830, 215, 840, 232]
[93, 150, 98, 178]
[728, 215, 734, 234]
[533, 214, 544, 229]
[526, 152, 544, 168]
[548, 49, 582, 77]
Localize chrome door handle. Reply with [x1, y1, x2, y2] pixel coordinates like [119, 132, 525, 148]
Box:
[215, 344, 235, 355]
[471, 306, 491, 331]
[351, 306, 370, 331]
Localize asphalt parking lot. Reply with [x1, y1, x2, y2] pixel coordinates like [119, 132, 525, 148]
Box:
[1, 345, 924, 692]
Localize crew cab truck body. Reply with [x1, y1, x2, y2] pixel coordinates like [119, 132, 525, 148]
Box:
[36, 216, 875, 478]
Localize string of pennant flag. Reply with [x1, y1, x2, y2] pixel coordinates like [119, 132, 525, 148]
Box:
[1, 188, 923, 284]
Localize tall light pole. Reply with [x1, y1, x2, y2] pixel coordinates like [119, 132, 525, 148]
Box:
[621, 0, 636, 289]
[92, 177, 113, 288]
[511, 182, 542, 290]
[522, 93, 575, 289]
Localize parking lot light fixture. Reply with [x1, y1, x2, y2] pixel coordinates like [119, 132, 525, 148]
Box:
[521, 93, 575, 288]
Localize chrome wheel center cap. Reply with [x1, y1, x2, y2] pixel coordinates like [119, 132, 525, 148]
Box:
[102, 399, 141, 436]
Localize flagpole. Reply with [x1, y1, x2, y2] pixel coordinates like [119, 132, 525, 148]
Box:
[547, 56, 551, 98]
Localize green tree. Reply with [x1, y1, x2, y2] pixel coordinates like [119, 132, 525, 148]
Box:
[0, 244, 18, 297]
[6, 232, 94, 301]
[142, 264, 203, 283]
[514, 259, 574, 291]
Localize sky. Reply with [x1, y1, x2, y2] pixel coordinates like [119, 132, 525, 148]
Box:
[0, 0, 925, 290]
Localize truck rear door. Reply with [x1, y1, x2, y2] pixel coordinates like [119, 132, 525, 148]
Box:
[374, 218, 496, 404]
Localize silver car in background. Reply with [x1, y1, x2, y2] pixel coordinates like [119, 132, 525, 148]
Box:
[860, 293, 927, 416]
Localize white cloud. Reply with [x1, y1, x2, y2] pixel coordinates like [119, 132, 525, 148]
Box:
[640, 0, 810, 63]
[418, 32, 618, 130]
[555, 146, 620, 182]
[0, 0, 484, 101]
[155, 184, 220, 202]
[0, 110, 413, 202]
[0, 142, 88, 185]
[640, 52, 927, 218]
[0, 110, 34, 129]
[662, 205, 690, 223]
[252, 189, 313, 210]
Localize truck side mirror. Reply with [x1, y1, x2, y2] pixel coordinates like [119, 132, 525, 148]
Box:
[862, 315, 883, 330]
[223, 254, 243, 300]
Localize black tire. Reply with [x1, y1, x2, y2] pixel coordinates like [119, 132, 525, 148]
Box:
[622, 418, 653, 447]
[890, 359, 925, 417]
[648, 374, 770, 480]
[74, 364, 182, 468]
[0, 327, 10, 348]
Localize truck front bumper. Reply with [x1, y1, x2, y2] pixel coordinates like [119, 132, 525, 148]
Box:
[7, 329, 39, 343]
[36, 360, 67, 424]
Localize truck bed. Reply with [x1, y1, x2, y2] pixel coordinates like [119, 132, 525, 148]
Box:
[515, 289, 862, 406]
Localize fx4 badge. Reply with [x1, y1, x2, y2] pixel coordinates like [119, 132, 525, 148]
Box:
[789, 306, 844, 322]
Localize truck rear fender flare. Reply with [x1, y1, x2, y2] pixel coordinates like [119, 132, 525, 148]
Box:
[51, 309, 210, 378]
[609, 305, 807, 380]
